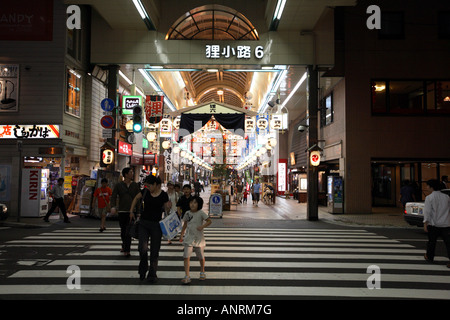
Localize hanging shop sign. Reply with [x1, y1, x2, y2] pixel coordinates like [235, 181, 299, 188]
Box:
[0, 124, 60, 139]
[159, 117, 172, 137]
[205, 45, 264, 60]
[310, 150, 321, 166]
[102, 149, 114, 165]
[245, 118, 255, 133]
[122, 95, 142, 115]
[145, 95, 164, 123]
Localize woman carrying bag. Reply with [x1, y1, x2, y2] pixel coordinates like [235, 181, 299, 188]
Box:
[129, 175, 171, 283]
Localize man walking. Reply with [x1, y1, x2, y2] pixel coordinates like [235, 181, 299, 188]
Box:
[423, 179, 450, 268]
[111, 168, 141, 257]
[43, 178, 70, 223]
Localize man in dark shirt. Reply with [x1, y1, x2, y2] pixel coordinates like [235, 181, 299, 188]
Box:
[176, 184, 193, 219]
[111, 167, 141, 257]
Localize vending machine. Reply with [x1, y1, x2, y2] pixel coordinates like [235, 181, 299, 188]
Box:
[21, 168, 50, 217]
[327, 176, 344, 214]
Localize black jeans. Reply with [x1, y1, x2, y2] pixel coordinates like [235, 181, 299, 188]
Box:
[118, 212, 132, 253]
[137, 219, 162, 277]
[45, 198, 69, 221]
[426, 226, 450, 261]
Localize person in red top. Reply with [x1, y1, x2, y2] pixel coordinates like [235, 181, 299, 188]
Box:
[94, 178, 112, 232]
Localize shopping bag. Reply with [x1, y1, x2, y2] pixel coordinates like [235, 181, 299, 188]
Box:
[159, 211, 182, 240]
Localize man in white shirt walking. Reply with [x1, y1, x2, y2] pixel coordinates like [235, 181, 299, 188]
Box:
[423, 179, 450, 268]
[43, 178, 70, 223]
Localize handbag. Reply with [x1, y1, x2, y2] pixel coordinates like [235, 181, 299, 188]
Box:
[128, 219, 140, 239]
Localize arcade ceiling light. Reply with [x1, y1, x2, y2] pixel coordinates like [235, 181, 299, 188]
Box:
[132, 0, 156, 30]
[269, 0, 287, 31]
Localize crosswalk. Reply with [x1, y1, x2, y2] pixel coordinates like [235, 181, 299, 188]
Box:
[1, 227, 449, 299]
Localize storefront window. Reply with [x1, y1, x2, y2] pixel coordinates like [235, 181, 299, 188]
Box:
[65, 68, 81, 117]
[440, 163, 450, 189]
[371, 81, 387, 113]
[320, 93, 333, 126]
[421, 163, 438, 197]
[389, 81, 424, 114]
[427, 81, 450, 114]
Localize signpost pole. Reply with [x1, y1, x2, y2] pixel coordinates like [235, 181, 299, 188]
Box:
[106, 65, 120, 173]
[306, 65, 319, 221]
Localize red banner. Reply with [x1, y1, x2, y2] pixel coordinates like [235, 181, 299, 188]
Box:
[145, 95, 164, 124]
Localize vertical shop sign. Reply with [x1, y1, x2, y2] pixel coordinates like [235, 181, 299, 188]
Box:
[277, 161, 287, 193]
[164, 148, 172, 175]
[21, 169, 39, 213]
[145, 95, 164, 123]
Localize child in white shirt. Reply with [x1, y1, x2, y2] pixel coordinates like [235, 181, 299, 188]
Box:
[179, 195, 212, 284]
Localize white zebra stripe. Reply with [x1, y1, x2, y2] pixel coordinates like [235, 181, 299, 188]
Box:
[0, 284, 448, 299]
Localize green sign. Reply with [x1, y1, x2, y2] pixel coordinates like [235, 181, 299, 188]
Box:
[122, 95, 142, 115]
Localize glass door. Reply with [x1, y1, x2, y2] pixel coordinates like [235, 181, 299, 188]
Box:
[372, 163, 396, 206]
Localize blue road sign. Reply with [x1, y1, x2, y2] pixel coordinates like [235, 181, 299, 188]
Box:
[101, 98, 115, 112]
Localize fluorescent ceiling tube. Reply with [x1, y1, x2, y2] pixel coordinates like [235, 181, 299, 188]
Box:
[274, 0, 287, 20]
[132, 0, 155, 30]
[280, 72, 307, 108]
[132, 0, 148, 19]
[119, 70, 133, 85]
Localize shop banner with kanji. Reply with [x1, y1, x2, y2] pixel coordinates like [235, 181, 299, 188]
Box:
[145, 95, 164, 124]
[0, 124, 60, 139]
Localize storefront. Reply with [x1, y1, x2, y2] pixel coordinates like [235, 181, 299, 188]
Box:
[371, 159, 450, 207]
[0, 124, 65, 217]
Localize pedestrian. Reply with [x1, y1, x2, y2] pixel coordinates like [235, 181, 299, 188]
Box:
[423, 179, 450, 269]
[130, 175, 170, 282]
[194, 180, 202, 197]
[400, 179, 415, 211]
[253, 178, 262, 207]
[176, 184, 194, 220]
[110, 167, 140, 258]
[243, 189, 248, 204]
[43, 178, 70, 223]
[93, 178, 112, 232]
[236, 182, 243, 204]
[179, 195, 212, 284]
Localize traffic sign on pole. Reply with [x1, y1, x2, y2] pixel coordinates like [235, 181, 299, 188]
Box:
[100, 115, 115, 129]
[101, 98, 115, 112]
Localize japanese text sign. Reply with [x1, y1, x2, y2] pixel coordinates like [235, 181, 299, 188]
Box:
[0, 124, 60, 139]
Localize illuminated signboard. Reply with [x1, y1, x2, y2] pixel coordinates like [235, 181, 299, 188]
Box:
[118, 140, 132, 156]
[206, 45, 264, 60]
[0, 124, 60, 139]
[122, 95, 142, 115]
